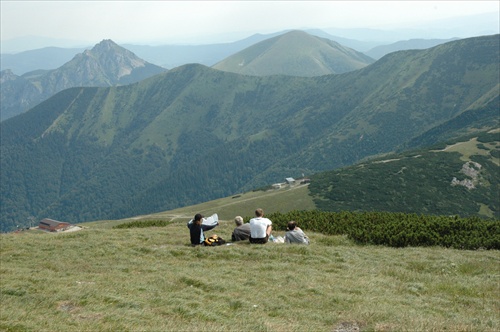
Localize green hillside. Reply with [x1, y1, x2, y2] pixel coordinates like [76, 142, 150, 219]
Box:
[90, 183, 316, 229]
[98, 129, 497, 229]
[1, 35, 498, 231]
[310, 129, 500, 218]
[212, 30, 374, 76]
[2, 213, 499, 331]
[403, 95, 499, 150]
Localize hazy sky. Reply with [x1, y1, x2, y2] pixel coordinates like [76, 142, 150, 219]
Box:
[1, 1, 499, 45]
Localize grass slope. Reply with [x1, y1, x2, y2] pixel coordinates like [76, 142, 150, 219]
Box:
[1, 220, 498, 331]
[88, 183, 315, 229]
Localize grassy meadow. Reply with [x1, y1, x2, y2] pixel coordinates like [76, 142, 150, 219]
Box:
[87, 184, 317, 230]
[1, 214, 499, 331]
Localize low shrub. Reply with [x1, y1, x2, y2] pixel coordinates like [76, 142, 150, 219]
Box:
[113, 219, 171, 229]
[266, 210, 499, 250]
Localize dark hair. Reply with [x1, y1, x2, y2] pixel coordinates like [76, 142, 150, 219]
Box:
[255, 208, 264, 217]
[287, 221, 297, 230]
[194, 214, 204, 222]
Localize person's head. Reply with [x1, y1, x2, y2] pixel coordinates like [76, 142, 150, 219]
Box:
[234, 216, 244, 226]
[255, 208, 264, 217]
[194, 213, 204, 225]
[287, 221, 297, 231]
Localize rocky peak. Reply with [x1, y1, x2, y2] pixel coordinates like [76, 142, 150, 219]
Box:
[0, 69, 19, 83]
[69, 39, 150, 79]
[92, 39, 120, 53]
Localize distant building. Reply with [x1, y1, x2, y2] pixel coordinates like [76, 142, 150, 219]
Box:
[285, 178, 296, 185]
[38, 218, 71, 232]
[272, 183, 282, 189]
[300, 178, 311, 184]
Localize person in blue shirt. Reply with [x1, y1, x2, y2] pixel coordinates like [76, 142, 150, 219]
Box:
[187, 213, 218, 246]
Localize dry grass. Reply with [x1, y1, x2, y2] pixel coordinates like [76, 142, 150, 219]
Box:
[87, 183, 316, 229]
[1, 219, 499, 331]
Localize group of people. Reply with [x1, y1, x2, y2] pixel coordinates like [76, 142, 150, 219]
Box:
[187, 208, 309, 246]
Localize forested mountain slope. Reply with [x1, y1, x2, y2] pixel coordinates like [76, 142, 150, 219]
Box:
[310, 129, 499, 218]
[1, 35, 498, 231]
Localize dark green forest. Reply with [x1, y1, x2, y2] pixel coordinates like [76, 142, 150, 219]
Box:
[309, 130, 499, 218]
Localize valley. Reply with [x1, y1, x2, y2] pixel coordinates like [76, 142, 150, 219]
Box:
[0, 32, 499, 232]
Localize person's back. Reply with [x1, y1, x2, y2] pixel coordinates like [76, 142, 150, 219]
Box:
[231, 216, 251, 242]
[249, 208, 272, 244]
[285, 221, 309, 245]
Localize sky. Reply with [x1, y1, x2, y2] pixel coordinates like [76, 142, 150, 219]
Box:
[1, 1, 499, 47]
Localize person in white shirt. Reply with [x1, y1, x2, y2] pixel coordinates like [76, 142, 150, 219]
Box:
[249, 208, 272, 244]
[285, 221, 309, 245]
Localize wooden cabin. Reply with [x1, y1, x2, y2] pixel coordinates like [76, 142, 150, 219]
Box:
[38, 218, 71, 232]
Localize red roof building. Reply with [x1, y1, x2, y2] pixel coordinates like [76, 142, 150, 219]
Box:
[38, 218, 71, 232]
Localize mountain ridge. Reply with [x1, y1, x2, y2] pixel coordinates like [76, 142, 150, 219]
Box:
[365, 38, 460, 59]
[1, 34, 498, 231]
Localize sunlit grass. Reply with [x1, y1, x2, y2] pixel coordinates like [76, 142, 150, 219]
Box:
[1, 221, 499, 331]
[87, 184, 316, 229]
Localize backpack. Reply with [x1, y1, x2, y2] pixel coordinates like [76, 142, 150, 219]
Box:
[204, 234, 226, 246]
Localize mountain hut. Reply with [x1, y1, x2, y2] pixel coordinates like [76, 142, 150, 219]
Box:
[38, 218, 71, 232]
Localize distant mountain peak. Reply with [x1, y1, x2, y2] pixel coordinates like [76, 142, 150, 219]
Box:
[0, 69, 17, 80]
[92, 39, 122, 53]
[89, 39, 138, 59]
[61, 39, 167, 82]
[97, 39, 117, 46]
[0, 40, 166, 120]
[213, 30, 374, 77]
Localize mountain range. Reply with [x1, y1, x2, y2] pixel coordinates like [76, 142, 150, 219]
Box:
[1, 30, 462, 76]
[0, 31, 376, 121]
[1, 34, 498, 232]
[365, 38, 459, 60]
[0, 31, 462, 121]
[0, 46, 87, 75]
[0, 40, 166, 120]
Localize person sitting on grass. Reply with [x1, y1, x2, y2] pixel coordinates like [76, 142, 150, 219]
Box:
[187, 213, 218, 246]
[285, 221, 309, 245]
[249, 208, 272, 244]
[231, 216, 251, 242]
